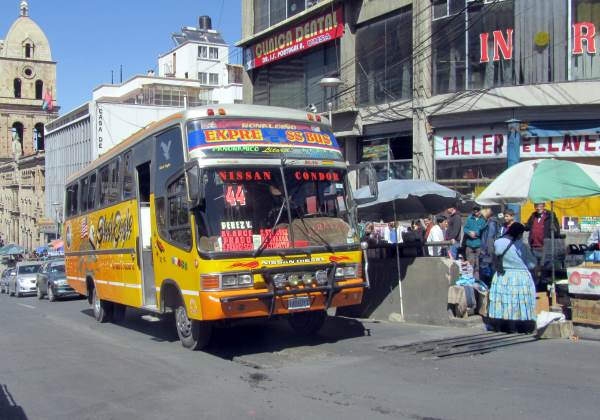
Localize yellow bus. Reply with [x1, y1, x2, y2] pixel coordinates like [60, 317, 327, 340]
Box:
[63, 104, 374, 350]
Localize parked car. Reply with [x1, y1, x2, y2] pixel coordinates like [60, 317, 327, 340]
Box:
[36, 260, 75, 301]
[9, 261, 44, 297]
[0, 267, 16, 294]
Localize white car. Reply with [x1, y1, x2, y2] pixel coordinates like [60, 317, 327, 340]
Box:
[9, 262, 43, 297]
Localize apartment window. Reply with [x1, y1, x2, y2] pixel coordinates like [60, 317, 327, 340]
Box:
[198, 72, 208, 84]
[432, 0, 466, 20]
[252, 42, 339, 111]
[209, 47, 219, 60]
[14, 78, 21, 98]
[571, 0, 600, 80]
[356, 7, 413, 106]
[198, 45, 208, 58]
[209, 73, 219, 85]
[254, 0, 324, 33]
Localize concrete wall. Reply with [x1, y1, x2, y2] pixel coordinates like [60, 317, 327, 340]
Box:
[339, 253, 457, 325]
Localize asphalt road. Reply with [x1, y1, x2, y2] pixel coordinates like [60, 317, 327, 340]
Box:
[0, 292, 599, 420]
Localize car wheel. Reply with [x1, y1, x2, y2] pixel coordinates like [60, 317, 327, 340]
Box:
[48, 286, 56, 302]
[175, 302, 211, 350]
[37, 286, 44, 299]
[112, 303, 126, 323]
[288, 310, 327, 336]
[92, 287, 112, 323]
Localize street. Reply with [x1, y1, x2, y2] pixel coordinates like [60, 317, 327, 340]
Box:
[1, 293, 599, 420]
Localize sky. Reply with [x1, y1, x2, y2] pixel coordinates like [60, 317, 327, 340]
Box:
[0, 0, 242, 112]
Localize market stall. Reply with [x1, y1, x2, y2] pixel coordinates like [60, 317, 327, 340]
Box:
[477, 159, 600, 323]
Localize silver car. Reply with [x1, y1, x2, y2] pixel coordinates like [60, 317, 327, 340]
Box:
[9, 262, 43, 297]
[0, 267, 16, 294]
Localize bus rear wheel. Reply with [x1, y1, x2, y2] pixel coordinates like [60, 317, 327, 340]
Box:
[175, 303, 211, 350]
[92, 287, 112, 323]
[288, 310, 327, 336]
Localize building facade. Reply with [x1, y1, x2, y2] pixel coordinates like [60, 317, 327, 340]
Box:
[239, 0, 600, 197]
[158, 15, 243, 104]
[0, 1, 58, 248]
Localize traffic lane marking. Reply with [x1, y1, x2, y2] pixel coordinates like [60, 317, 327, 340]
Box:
[17, 303, 36, 309]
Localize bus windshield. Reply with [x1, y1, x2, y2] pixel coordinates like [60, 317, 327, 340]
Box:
[196, 167, 359, 255]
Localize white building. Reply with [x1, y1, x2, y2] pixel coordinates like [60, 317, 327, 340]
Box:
[158, 15, 242, 105]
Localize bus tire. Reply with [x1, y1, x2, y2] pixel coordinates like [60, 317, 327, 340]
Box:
[288, 310, 327, 336]
[92, 287, 112, 323]
[175, 303, 211, 350]
[112, 303, 126, 323]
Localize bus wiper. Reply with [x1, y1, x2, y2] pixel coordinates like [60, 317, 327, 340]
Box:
[253, 199, 287, 258]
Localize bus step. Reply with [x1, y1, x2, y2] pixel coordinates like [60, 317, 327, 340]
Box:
[141, 304, 160, 314]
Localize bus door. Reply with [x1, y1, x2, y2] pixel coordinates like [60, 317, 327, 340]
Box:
[136, 162, 156, 307]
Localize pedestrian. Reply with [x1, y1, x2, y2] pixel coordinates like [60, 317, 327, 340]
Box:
[498, 209, 516, 237]
[423, 217, 433, 256]
[487, 222, 537, 333]
[463, 206, 487, 280]
[479, 208, 498, 286]
[445, 206, 462, 259]
[427, 216, 446, 257]
[524, 202, 560, 287]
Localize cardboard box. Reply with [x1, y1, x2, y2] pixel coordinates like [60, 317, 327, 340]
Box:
[536, 292, 550, 315]
[571, 298, 600, 326]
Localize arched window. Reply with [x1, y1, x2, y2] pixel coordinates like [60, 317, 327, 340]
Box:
[14, 78, 22, 98]
[34, 123, 45, 151]
[25, 43, 32, 58]
[11, 122, 24, 157]
[35, 80, 43, 99]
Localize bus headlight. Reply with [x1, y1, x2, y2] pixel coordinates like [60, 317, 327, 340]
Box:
[221, 274, 254, 289]
[273, 274, 287, 288]
[335, 265, 359, 279]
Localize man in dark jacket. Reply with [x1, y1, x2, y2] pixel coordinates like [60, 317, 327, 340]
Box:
[445, 206, 462, 259]
[525, 202, 560, 285]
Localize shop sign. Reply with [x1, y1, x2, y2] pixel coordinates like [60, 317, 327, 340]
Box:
[244, 6, 344, 71]
[435, 129, 600, 160]
[479, 23, 598, 63]
[37, 218, 58, 234]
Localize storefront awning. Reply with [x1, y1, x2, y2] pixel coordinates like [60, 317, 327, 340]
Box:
[522, 121, 600, 137]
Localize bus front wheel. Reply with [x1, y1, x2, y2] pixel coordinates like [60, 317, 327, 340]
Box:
[175, 303, 211, 350]
[92, 287, 112, 323]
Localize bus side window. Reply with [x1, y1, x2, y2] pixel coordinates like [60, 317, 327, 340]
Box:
[88, 173, 97, 211]
[99, 165, 109, 206]
[122, 151, 134, 200]
[66, 184, 79, 217]
[80, 177, 89, 212]
[166, 175, 192, 248]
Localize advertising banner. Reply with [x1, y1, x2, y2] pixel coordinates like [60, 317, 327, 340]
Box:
[188, 119, 340, 153]
[435, 128, 600, 160]
[244, 6, 344, 71]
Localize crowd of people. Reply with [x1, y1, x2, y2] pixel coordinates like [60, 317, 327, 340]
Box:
[360, 202, 584, 333]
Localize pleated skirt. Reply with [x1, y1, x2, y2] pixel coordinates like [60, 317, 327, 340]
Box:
[488, 269, 536, 321]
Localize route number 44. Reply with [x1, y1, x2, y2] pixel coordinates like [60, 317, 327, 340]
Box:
[225, 185, 247, 207]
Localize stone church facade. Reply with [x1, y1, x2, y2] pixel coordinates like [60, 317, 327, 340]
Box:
[0, 1, 59, 249]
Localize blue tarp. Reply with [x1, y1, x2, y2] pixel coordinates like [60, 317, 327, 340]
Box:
[522, 120, 600, 137]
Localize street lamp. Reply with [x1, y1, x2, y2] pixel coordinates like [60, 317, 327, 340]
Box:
[52, 202, 62, 240]
[318, 77, 344, 124]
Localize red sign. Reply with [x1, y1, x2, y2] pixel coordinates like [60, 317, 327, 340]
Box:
[218, 170, 272, 182]
[294, 171, 341, 182]
[260, 228, 290, 250]
[245, 6, 344, 71]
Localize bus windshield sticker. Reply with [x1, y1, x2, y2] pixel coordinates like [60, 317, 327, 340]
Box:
[225, 185, 247, 207]
[220, 221, 254, 252]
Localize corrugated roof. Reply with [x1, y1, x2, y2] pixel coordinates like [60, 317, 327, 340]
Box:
[172, 27, 225, 45]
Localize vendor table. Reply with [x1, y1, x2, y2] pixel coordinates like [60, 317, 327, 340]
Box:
[568, 263, 600, 325]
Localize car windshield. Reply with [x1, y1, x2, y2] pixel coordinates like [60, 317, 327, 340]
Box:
[195, 166, 358, 255]
[49, 264, 65, 273]
[18, 265, 41, 274]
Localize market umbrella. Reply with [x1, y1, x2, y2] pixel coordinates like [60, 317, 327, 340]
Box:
[50, 240, 64, 250]
[476, 158, 600, 291]
[476, 159, 600, 205]
[1, 245, 25, 256]
[355, 179, 459, 221]
[35, 246, 48, 254]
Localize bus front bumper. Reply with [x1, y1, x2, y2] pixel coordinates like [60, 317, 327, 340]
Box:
[199, 280, 366, 321]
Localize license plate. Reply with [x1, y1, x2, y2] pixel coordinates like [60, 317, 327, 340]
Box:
[288, 296, 310, 311]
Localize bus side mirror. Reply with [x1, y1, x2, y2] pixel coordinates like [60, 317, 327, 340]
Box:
[185, 163, 205, 209]
[352, 164, 378, 205]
